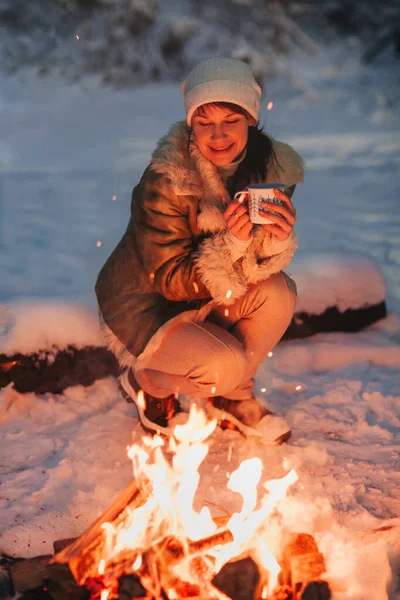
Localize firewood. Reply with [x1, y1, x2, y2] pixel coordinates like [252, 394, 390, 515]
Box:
[53, 538, 78, 554]
[16, 587, 53, 599]
[212, 556, 260, 600]
[51, 478, 152, 585]
[159, 529, 235, 566]
[300, 580, 331, 600]
[117, 574, 147, 599]
[45, 562, 89, 600]
[279, 533, 326, 588]
[10, 555, 52, 593]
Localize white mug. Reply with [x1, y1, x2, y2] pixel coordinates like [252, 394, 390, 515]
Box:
[234, 183, 286, 225]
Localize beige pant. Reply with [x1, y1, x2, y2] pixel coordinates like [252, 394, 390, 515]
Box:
[135, 272, 297, 401]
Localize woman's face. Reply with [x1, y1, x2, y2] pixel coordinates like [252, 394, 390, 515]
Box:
[192, 104, 249, 166]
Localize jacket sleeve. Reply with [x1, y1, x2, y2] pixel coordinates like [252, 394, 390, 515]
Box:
[131, 170, 211, 302]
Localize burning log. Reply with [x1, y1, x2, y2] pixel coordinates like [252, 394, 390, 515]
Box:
[48, 409, 332, 600]
[51, 478, 152, 584]
[274, 534, 330, 600]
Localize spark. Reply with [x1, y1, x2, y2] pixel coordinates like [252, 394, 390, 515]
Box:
[211, 386, 216, 394]
[193, 281, 199, 293]
[224, 308, 229, 317]
[266, 101, 273, 110]
[149, 272, 155, 280]
[112, 195, 117, 201]
[96, 240, 102, 247]
[261, 387, 266, 393]
[267, 351, 273, 358]
[75, 34, 80, 40]
[295, 385, 302, 391]
[226, 289, 232, 299]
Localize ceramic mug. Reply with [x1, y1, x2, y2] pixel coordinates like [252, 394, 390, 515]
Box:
[234, 183, 286, 225]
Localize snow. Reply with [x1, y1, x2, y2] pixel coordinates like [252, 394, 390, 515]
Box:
[0, 303, 103, 355]
[0, 42, 400, 599]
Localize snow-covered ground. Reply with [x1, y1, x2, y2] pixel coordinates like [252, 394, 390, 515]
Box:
[1, 43, 400, 599]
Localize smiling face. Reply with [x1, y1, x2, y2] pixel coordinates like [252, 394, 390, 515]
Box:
[192, 103, 249, 166]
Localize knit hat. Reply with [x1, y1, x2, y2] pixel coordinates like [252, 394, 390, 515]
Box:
[182, 57, 262, 127]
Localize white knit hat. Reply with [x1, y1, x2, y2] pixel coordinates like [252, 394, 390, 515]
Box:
[182, 57, 262, 127]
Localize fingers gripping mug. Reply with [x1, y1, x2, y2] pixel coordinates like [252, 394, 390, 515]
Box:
[234, 183, 286, 225]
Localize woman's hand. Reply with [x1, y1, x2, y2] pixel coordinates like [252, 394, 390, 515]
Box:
[260, 188, 296, 241]
[223, 200, 253, 241]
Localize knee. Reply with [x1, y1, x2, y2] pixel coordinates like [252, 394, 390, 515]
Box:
[255, 272, 297, 317]
[192, 340, 247, 396]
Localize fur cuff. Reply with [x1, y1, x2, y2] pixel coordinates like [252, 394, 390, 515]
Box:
[241, 232, 298, 284]
[194, 231, 248, 304]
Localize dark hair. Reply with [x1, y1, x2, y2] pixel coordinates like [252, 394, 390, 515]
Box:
[189, 101, 279, 197]
[229, 125, 278, 197]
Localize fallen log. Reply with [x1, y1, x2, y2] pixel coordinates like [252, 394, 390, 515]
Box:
[0, 301, 386, 395]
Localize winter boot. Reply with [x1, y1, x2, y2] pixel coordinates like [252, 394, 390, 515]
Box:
[119, 369, 182, 436]
[207, 395, 291, 445]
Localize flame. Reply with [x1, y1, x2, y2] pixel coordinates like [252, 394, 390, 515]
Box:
[133, 554, 142, 570]
[93, 405, 298, 599]
[98, 559, 106, 575]
[135, 390, 146, 411]
[257, 540, 281, 596]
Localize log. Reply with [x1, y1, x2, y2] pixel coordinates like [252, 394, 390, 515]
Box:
[15, 588, 53, 599]
[53, 539, 78, 555]
[277, 534, 330, 600]
[45, 562, 89, 600]
[51, 478, 152, 585]
[212, 557, 260, 600]
[10, 555, 52, 593]
[117, 574, 147, 599]
[0, 301, 386, 395]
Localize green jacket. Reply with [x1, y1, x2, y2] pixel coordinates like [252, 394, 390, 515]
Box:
[95, 121, 304, 363]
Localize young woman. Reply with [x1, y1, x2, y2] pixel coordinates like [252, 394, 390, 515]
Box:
[95, 57, 304, 443]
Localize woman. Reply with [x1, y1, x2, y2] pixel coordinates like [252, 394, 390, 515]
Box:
[95, 57, 304, 444]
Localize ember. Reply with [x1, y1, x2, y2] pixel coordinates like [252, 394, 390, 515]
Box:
[52, 405, 330, 600]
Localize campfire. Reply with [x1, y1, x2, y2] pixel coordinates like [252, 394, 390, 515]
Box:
[51, 400, 330, 600]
